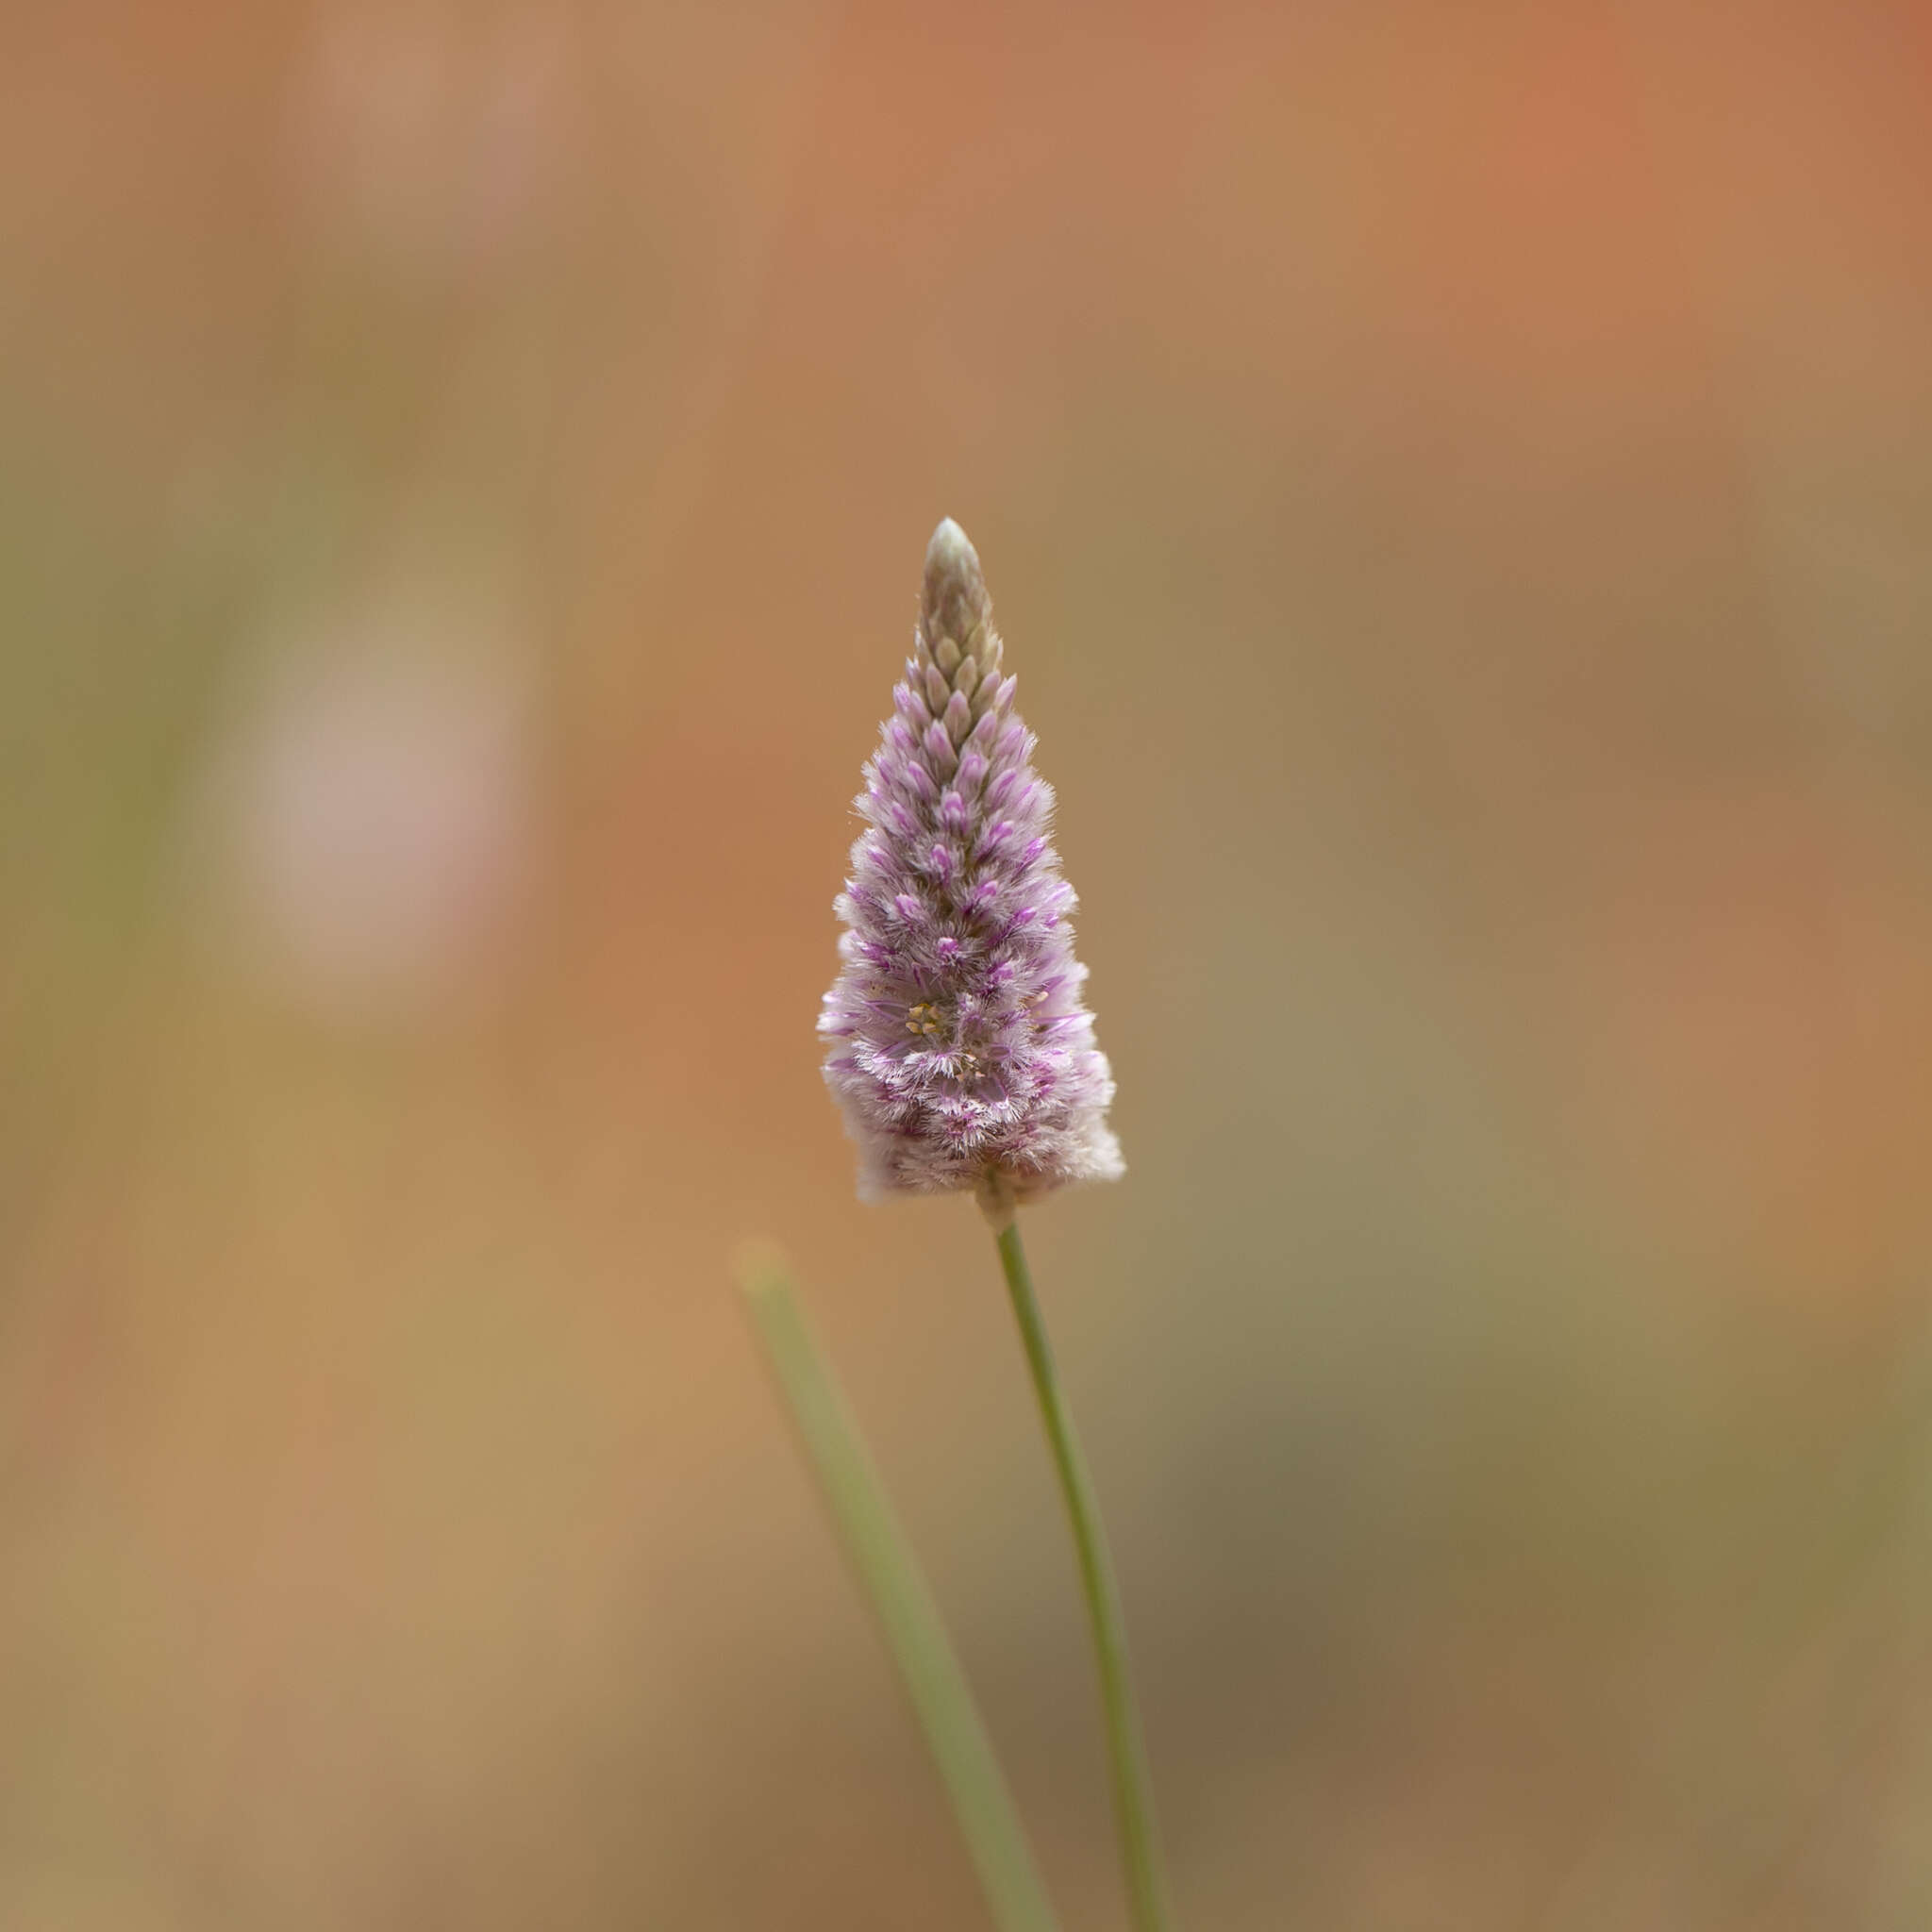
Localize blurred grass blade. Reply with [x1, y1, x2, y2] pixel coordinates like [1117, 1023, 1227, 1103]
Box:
[737, 1249, 1062, 1932]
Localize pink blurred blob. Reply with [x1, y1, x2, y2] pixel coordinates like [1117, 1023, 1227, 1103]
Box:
[202, 577, 536, 1019]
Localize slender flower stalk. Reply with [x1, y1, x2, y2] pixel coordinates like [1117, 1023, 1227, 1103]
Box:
[819, 521, 1175, 1930]
[983, 1176, 1176, 1932]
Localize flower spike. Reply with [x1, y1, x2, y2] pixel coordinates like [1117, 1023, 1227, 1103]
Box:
[820, 519, 1124, 1204]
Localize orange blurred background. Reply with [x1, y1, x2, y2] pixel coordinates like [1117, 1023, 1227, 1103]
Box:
[5, 4, 1932, 1926]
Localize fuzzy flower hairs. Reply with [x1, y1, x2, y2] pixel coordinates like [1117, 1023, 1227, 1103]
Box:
[820, 519, 1124, 1213]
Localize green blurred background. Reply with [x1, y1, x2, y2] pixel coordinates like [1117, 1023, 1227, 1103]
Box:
[5, 4, 1932, 1927]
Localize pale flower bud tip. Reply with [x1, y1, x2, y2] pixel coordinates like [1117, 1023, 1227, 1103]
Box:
[922, 518, 989, 648]
[925, 516, 976, 577]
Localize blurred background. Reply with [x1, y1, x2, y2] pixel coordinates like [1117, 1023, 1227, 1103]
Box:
[4, 3, 1931, 1926]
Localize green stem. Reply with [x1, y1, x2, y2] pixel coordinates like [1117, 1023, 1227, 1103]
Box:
[991, 1211, 1177, 1932]
[739, 1253, 1062, 1932]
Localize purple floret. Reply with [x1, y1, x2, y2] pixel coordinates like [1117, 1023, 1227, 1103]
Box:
[819, 519, 1124, 1203]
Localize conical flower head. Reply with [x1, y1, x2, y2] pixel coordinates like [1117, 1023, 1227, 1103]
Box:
[820, 519, 1124, 1204]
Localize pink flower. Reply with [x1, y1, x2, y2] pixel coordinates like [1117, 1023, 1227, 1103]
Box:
[820, 521, 1124, 1204]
